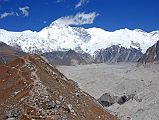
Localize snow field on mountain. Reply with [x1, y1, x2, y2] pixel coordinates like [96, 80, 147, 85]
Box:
[0, 23, 159, 55]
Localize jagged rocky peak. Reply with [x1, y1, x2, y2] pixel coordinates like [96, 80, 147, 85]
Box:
[138, 40, 159, 64]
[0, 55, 118, 120]
[94, 45, 143, 63]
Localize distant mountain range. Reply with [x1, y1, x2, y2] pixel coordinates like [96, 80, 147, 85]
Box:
[42, 49, 94, 66]
[0, 22, 159, 65]
[0, 22, 159, 55]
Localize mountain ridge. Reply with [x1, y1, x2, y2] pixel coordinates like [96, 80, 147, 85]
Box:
[138, 40, 159, 64]
[0, 23, 159, 55]
[0, 41, 26, 65]
[95, 45, 143, 63]
[42, 49, 94, 66]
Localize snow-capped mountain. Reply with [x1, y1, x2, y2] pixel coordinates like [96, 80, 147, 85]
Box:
[0, 22, 159, 55]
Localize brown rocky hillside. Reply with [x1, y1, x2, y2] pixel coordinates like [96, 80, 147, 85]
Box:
[0, 55, 118, 120]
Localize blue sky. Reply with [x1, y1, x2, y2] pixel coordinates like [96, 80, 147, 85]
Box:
[0, 0, 159, 32]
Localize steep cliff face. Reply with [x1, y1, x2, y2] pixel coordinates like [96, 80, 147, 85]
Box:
[0, 55, 118, 120]
[94, 45, 143, 63]
[138, 40, 159, 64]
[42, 49, 94, 66]
[0, 42, 25, 65]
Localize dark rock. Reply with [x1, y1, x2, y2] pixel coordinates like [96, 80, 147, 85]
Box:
[42, 49, 94, 66]
[97, 93, 116, 107]
[117, 95, 127, 105]
[0, 42, 26, 65]
[5, 108, 20, 119]
[138, 40, 159, 64]
[94, 45, 143, 63]
[116, 94, 135, 105]
[98, 93, 135, 107]
[47, 101, 56, 109]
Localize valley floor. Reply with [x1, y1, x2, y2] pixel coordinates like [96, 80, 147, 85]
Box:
[57, 63, 159, 120]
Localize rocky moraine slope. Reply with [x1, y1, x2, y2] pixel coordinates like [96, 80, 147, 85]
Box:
[0, 55, 118, 120]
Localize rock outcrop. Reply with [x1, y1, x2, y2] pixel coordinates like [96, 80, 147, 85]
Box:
[94, 45, 143, 63]
[138, 40, 159, 64]
[98, 93, 135, 107]
[0, 42, 26, 65]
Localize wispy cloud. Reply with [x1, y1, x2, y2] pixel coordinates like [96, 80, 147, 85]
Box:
[0, 0, 9, 2]
[56, 0, 65, 3]
[0, 6, 30, 19]
[52, 12, 99, 26]
[0, 12, 18, 19]
[75, 0, 89, 8]
[57, 0, 89, 9]
[19, 6, 30, 16]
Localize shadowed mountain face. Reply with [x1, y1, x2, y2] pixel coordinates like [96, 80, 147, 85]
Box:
[42, 49, 94, 66]
[42, 46, 143, 66]
[0, 42, 26, 65]
[138, 40, 159, 64]
[94, 45, 143, 63]
[0, 55, 118, 120]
